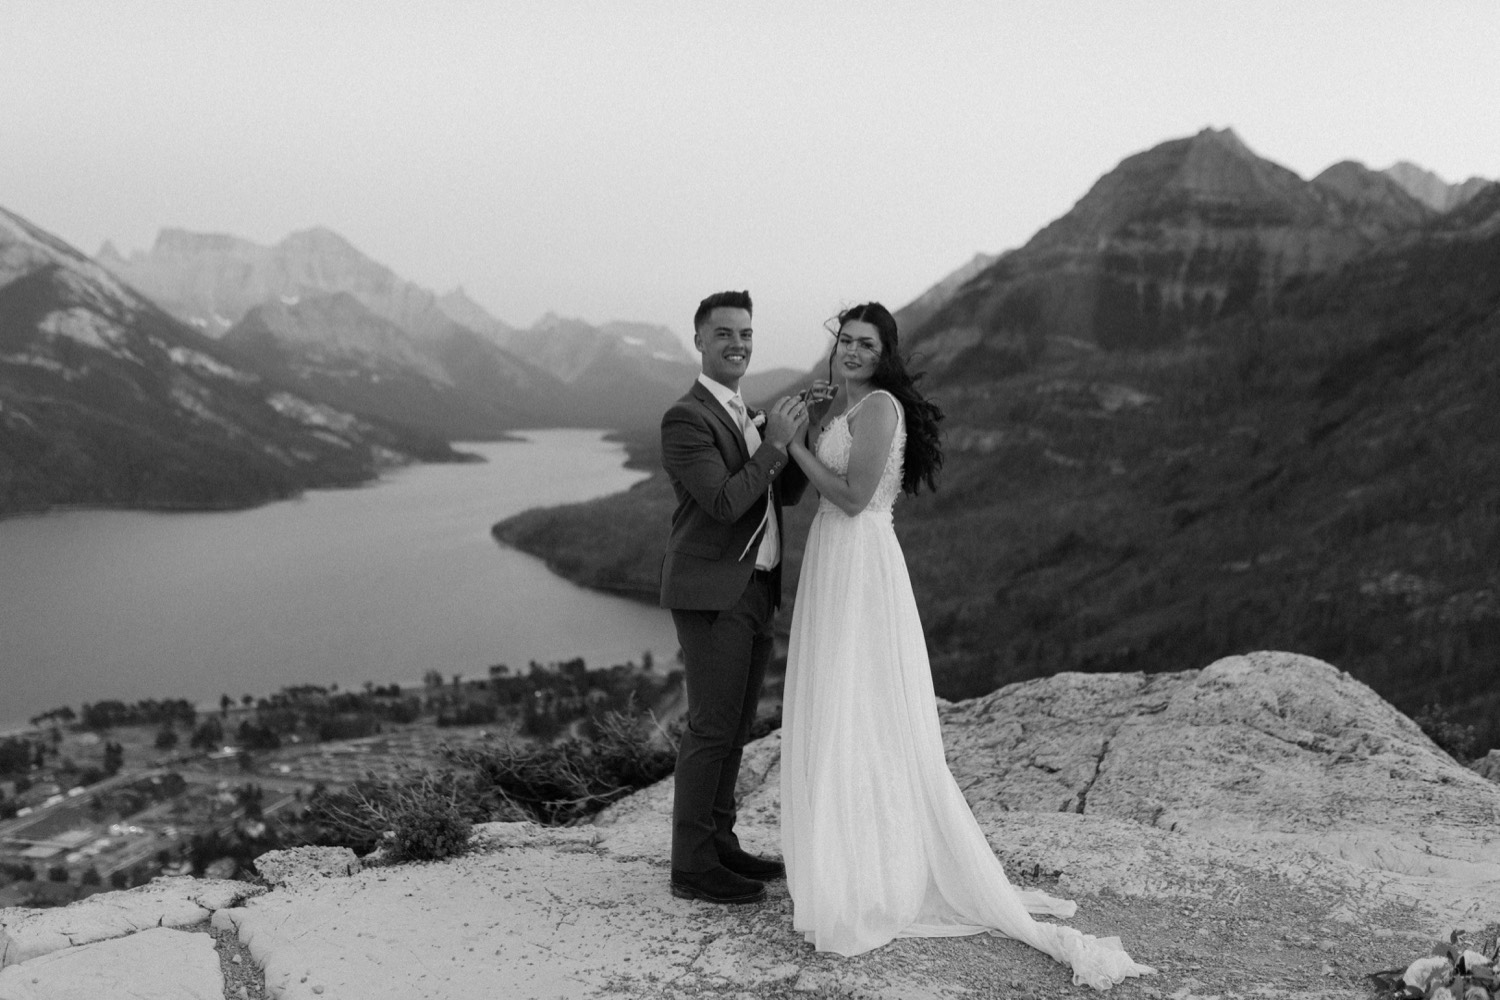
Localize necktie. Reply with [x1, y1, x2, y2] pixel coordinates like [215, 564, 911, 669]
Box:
[726, 396, 777, 568]
[727, 396, 761, 451]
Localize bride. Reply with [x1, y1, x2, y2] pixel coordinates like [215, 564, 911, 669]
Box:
[779, 302, 1155, 990]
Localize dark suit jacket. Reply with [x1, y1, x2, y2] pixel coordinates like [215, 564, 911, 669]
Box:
[659, 381, 809, 611]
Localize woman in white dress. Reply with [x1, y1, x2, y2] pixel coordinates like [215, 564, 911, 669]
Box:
[779, 303, 1154, 990]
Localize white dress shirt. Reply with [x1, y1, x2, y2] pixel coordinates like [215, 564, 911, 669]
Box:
[697, 373, 779, 570]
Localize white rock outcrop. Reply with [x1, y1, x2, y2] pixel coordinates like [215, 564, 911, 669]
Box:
[253, 846, 360, 888]
[1473, 749, 1500, 783]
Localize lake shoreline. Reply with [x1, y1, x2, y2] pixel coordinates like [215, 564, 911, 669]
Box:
[0, 445, 495, 525]
[1, 432, 680, 728]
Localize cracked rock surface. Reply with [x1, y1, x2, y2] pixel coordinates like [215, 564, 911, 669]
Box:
[0, 877, 265, 968]
[942, 651, 1499, 920]
[0, 925, 224, 1000]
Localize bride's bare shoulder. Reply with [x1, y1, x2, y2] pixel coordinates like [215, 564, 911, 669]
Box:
[847, 391, 900, 436]
[853, 389, 902, 421]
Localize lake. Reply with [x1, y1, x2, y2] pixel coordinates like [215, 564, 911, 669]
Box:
[0, 431, 677, 728]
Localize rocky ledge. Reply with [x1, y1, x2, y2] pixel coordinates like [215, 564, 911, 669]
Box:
[3, 651, 1497, 999]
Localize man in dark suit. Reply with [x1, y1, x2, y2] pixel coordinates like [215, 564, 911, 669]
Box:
[661, 290, 809, 905]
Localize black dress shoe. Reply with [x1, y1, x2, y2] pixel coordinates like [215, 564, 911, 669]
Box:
[670, 866, 766, 904]
[719, 847, 786, 881]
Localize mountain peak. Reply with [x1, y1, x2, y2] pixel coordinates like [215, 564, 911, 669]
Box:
[278, 227, 363, 258]
[1189, 125, 1254, 159]
[1026, 127, 1319, 254]
[99, 226, 461, 340]
[1169, 127, 1307, 208]
[1310, 161, 1433, 235]
[1383, 161, 1494, 213]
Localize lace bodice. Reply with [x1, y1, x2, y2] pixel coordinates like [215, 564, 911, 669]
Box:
[815, 389, 905, 515]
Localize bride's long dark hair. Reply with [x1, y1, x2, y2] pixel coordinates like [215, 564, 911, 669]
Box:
[829, 302, 944, 495]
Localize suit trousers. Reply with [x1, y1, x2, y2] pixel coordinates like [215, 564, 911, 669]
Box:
[670, 570, 775, 872]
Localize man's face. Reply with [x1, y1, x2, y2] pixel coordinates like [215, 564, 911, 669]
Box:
[694, 306, 752, 388]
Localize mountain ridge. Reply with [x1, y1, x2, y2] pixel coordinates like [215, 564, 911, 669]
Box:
[1384, 160, 1494, 213]
[907, 128, 1445, 375]
[1, 206, 461, 518]
[99, 227, 701, 433]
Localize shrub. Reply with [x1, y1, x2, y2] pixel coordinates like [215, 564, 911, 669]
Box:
[239, 720, 283, 749]
[301, 770, 476, 863]
[391, 793, 471, 862]
[444, 708, 675, 825]
[291, 706, 680, 862]
[0, 737, 35, 775]
[189, 718, 224, 751]
[315, 714, 375, 743]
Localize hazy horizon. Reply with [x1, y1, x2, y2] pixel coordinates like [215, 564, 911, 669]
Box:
[3, 1, 1497, 371]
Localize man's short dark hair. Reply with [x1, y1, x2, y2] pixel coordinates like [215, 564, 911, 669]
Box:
[694, 290, 752, 332]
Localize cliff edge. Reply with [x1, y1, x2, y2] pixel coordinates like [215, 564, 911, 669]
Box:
[3, 651, 1496, 999]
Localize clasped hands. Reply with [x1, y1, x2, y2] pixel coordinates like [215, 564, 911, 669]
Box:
[763, 395, 809, 450]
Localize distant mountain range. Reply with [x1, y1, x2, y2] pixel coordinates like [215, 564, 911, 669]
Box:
[0, 208, 462, 517]
[494, 128, 1500, 751]
[97, 228, 704, 435]
[0, 205, 813, 517]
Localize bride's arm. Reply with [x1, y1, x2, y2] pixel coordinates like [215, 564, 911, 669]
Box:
[787, 395, 899, 517]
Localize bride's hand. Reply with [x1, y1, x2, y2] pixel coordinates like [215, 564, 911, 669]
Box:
[801, 380, 839, 425]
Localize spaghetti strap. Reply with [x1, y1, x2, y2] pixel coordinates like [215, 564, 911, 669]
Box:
[845, 389, 900, 423]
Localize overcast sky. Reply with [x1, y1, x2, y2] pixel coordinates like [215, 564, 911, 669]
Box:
[3, 1, 1496, 371]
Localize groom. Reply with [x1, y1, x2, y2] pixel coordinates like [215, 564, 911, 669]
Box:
[660, 290, 809, 905]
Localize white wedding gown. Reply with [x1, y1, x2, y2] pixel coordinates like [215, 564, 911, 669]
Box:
[780, 390, 1155, 991]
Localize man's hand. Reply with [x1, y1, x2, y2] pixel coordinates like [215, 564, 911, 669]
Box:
[763, 395, 808, 451]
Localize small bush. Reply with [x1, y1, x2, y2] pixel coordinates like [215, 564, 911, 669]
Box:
[391, 794, 471, 862]
[301, 770, 476, 862]
[444, 708, 675, 825]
